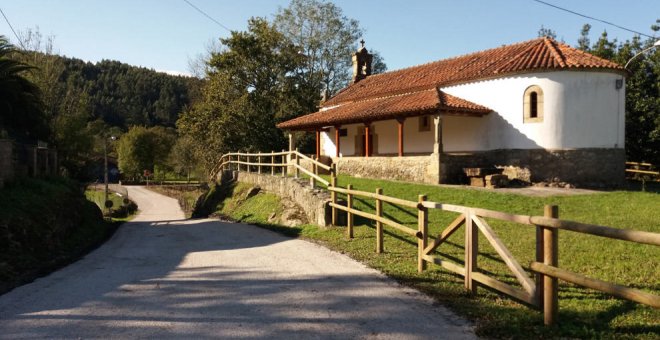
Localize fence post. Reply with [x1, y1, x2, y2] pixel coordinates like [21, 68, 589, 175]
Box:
[282, 149, 286, 177]
[310, 156, 317, 188]
[247, 154, 251, 173]
[536, 214, 544, 309]
[295, 148, 300, 178]
[347, 184, 354, 238]
[271, 151, 275, 176]
[331, 163, 337, 180]
[543, 205, 559, 326]
[376, 188, 383, 253]
[465, 211, 478, 294]
[258, 153, 262, 174]
[331, 177, 337, 225]
[417, 195, 428, 273]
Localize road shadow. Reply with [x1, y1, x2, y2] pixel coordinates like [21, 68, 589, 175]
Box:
[0, 218, 473, 339]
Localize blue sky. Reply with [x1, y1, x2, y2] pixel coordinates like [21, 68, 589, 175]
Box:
[1, 0, 658, 76]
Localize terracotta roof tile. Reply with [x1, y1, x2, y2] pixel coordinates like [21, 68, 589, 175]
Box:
[276, 89, 490, 130]
[278, 37, 622, 130]
[324, 37, 623, 106]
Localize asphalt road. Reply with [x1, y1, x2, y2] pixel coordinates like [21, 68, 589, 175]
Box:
[0, 186, 475, 339]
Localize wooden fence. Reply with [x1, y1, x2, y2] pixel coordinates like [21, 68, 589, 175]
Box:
[211, 149, 335, 188]
[212, 150, 660, 326]
[625, 161, 659, 182]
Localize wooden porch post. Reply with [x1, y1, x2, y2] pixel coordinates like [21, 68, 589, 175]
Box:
[288, 132, 295, 153]
[315, 130, 321, 160]
[433, 114, 443, 184]
[397, 118, 405, 157]
[433, 115, 443, 154]
[335, 126, 341, 158]
[364, 123, 370, 158]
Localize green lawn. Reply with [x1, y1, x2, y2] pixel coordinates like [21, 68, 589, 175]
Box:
[212, 176, 659, 339]
[85, 188, 137, 221]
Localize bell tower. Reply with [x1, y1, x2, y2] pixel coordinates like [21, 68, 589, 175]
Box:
[352, 39, 373, 83]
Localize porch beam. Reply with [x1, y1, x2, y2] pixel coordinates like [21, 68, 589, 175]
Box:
[397, 118, 405, 157]
[335, 126, 341, 157]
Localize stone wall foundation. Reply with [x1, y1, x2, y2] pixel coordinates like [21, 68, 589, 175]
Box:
[331, 148, 625, 188]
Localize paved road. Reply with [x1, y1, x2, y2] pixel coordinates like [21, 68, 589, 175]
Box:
[0, 186, 475, 339]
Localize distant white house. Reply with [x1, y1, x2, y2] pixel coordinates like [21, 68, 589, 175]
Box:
[278, 38, 626, 187]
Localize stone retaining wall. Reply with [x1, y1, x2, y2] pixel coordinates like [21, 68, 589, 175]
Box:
[445, 148, 625, 187]
[332, 155, 443, 185]
[0, 140, 58, 188]
[330, 148, 625, 188]
[221, 170, 331, 226]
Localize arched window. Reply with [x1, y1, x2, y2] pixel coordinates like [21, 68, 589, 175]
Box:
[523, 85, 544, 123]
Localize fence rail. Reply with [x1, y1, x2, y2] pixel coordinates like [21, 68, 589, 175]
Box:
[625, 161, 659, 181]
[326, 184, 659, 326]
[211, 149, 334, 189]
[210, 150, 659, 326]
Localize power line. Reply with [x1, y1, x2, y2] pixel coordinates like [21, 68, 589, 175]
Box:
[183, 0, 231, 33]
[0, 7, 26, 49]
[531, 0, 655, 39]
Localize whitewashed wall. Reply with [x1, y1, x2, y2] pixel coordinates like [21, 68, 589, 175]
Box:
[321, 70, 625, 155]
[441, 70, 625, 151]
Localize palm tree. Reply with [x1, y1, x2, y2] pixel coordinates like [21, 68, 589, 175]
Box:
[0, 35, 49, 142]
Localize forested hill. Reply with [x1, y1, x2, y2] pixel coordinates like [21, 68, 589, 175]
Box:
[16, 51, 202, 130]
[59, 58, 201, 128]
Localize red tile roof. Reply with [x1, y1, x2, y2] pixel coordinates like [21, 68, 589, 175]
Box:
[276, 89, 491, 130]
[278, 37, 623, 130]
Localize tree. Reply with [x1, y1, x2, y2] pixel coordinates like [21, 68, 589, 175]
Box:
[537, 25, 557, 39]
[169, 136, 200, 182]
[177, 18, 308, 172]
[274, 0, 387, 95]
[116, 126, 175, 180]
[0, 36, 49, 142]
[577, 24, 591, 51]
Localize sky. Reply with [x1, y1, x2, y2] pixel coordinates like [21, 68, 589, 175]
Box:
[1, 0, 658, 76]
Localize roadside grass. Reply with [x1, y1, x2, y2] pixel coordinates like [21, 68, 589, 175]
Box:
[0, 178, 119, 294]
[85, 188, 137, 221]
[211, 175, 659, 339]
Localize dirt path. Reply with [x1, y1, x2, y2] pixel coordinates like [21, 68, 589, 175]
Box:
[0, 186, 475, 339]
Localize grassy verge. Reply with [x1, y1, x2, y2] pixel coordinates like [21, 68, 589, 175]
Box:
[210, 176, 658, 339]
[0, 177, 120, 295]
[85, 188, 137, 221]
[147, 184, 206, 218]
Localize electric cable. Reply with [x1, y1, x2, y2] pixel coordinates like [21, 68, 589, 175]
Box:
[0, 7, 26, 49]
[183, 0, 231, 33]
[531, 0, 655, 39]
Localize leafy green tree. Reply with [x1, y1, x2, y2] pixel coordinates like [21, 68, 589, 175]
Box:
[9, 27, 200, 179]
[537, 25, 557, 39]
[0, 36, 49, 142]
[274, 0, 387, 95]
[169, 136, 200, 182]
[116, 126, 175, 180]
[577, 24, 591, 51]
[178, 18, 308, 171]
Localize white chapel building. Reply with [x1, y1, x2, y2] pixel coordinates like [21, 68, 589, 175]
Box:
[278, 37, 626, 187]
